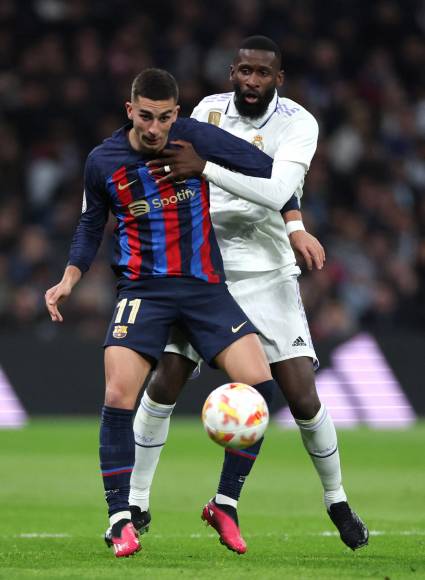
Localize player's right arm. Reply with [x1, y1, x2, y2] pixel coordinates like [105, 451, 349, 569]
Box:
[45, 152, 109, 322]
[201, 115, 318, 211]
[191, 99, 325, 270]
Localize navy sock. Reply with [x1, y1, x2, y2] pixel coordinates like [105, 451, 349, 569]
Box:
[216, 380, 276, 502]
[99, 405, 134, 516]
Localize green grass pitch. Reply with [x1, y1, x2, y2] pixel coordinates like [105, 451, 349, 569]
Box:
[0, 419, 424, 579]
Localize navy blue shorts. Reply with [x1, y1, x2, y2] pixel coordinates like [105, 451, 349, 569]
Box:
[103, 277, 257, 366]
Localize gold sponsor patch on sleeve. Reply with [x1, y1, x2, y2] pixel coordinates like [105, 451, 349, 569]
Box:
[208, 111, 222, 126]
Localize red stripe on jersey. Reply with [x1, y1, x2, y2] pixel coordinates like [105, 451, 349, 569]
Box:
[113, 166, 142, 279]
[159, 181, 182, 275]
[199, 179, 220, 283]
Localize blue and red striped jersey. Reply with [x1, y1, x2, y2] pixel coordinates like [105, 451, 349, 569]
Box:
[68, 117, 294, 284]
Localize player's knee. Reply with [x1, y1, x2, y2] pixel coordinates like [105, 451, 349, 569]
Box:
[237, 366, 272, 388]
[145, 354, 193, 405]
[146, 375, 176, 405]
[105, 382, 135, 409]
[289, 391, 321, 420]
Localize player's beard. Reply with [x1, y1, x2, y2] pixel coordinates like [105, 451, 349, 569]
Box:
[233, 84, 276, 119]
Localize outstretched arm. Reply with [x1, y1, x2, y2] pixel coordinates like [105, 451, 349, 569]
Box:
[45, 154, 109, 322]
[67, 155, 109, 274]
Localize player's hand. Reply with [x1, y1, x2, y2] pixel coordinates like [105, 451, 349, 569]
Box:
[289, 230, 325, 271]
[45, 281, 72, 322]
[147, 140, 206, 184]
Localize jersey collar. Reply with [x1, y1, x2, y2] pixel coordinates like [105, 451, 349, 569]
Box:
[225, 91, 279, 129]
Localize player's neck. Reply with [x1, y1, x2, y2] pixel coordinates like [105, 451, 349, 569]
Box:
[128, 128, 143, 152]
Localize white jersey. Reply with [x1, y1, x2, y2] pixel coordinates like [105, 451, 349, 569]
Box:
[191, 91, 319, 272]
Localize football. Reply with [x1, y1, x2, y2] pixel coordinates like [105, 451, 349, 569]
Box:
[201, 382, 269, 449]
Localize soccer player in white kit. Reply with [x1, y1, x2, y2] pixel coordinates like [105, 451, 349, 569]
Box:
[125, 36, 368, 554]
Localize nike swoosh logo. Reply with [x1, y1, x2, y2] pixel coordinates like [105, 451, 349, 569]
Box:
[117, 179, 138, 190]
[231, 321, 248, 333]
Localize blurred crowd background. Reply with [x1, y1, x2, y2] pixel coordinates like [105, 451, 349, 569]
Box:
[1, 0, 425, 343]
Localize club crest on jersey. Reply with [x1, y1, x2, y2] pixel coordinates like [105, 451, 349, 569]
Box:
[251, 135, 264, 150]
[128, 199, 150, 216]
[208, 111, 222, 126]
[113, 325, 128, 339]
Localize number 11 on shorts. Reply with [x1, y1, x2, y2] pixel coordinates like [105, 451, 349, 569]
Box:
[114, 298, 141, 324]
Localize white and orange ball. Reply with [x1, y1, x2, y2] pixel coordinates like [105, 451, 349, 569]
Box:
[201, 383, 269, 449]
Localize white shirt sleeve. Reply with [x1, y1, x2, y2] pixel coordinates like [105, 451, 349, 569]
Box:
[202, 159, 306, 211]
[274, 116, 319, 169]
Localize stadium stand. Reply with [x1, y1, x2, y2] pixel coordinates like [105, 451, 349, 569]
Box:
[0, 0, 424, 343]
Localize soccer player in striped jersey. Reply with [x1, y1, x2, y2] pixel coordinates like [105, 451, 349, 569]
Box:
[45, 68, 297, 558]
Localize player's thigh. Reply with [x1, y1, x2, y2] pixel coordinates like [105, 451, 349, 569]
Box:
[104, 346, 152, 409]
[180, 281, 258, 367]
[104, 291, 177, 366]
[214, 333, 272, 384]
[227, 269, 318, 366]
[103, 289, 178, 407]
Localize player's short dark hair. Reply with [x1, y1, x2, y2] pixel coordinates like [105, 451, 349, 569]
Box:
[131, 68, 179, 102]
[238, 35, 282, 68]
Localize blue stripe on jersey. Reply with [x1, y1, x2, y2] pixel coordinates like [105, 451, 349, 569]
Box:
[135, 167, 155, 276]
[177, 183, 194, 277]
[139, 169, 168, 275]
[189, 178, 208, 282]
[147, 209, 168, 275]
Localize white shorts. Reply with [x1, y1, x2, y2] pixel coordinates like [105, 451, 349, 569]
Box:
[165, 267, 318, 368]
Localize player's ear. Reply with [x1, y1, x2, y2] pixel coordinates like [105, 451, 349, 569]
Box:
[172, 104, 180, 121]
[276, 70, 284, 88]
[125, 101, 133, 120]
[229, 64, 235, 81]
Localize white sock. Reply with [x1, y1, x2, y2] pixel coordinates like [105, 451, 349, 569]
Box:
[110, 510, 131, 526]
[129, 391, 175, 512]
[295, 405, 347, 509]
[215, 493, 238, 509]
